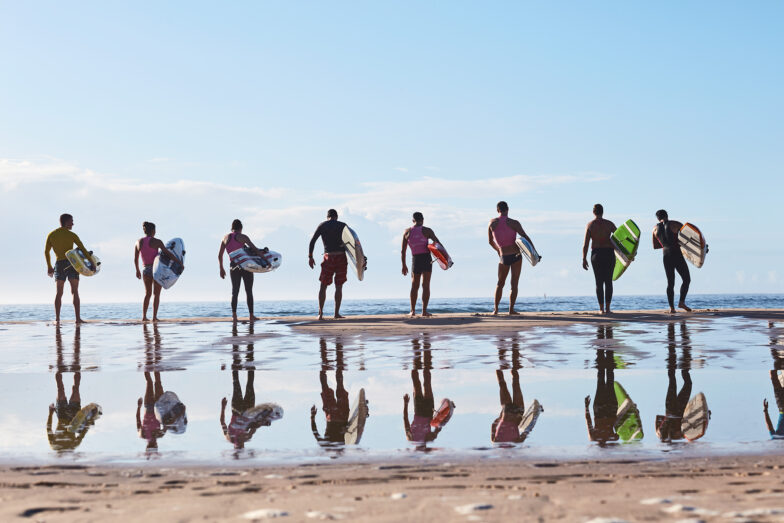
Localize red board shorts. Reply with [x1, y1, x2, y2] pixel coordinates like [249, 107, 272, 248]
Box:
[320, 253, 348, 286]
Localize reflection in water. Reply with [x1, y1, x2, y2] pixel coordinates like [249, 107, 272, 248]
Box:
[585, 346, 620, 445]
[404, 336, 453, 450]
[221, 323, 282, 451]
[136, 324, 187, 453]
[311, 337, 349, 450]
[48, 325, 101, 451]
[492, 337, 541, 445]
[765, 322, 784, 438]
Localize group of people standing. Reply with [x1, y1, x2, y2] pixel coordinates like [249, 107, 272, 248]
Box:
[43, 202, 695, 322]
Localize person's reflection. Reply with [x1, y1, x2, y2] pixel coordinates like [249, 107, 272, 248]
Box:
[221, 322, 279, 450]
[403, 337, 442, 447]
[47, 325, 101, 451]
[311, 337, 350, 448]
[655, 322, 693, 442]
[492, 338, 534, 444]
[764, 321, 784, 438]
[585, 345, 620, 444]
[136, 324, 187, 452]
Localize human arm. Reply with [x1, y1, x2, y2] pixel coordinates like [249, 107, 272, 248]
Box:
[47, 404, 55, 435]
[511, 219, 534, 247]
[403, 394, 412, 440]
[765, 398, 774, 434]
[151, 239, 182, 268]
[582, 225, 591, 270]
[488, 221, 501, 256]
[424, 227, 441, 246]
[71, 231, 88, 256]
[308, 225, 322, 269]
[584, 395, 594, 437]
[134, 240, 142, 279]
[218, 236, 227, 279]
[401, 229, 409, 276]
[240, 234, 266, 256]
[220, 397, 228, 434]
[310, 405, 321, 441]
[136, 398, 142, 431]
[652, 227, 662, 250]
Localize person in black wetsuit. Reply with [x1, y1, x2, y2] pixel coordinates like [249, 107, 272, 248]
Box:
[581, 204, 617, 314]
[584, 348, 620, 445]
[652, 210, 691, 313]
[308, 209, 349, 320]
[655, 322, 693, 441]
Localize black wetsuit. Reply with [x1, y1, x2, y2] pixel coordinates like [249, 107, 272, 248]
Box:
[656, 222, 690, 309]
[310, 220, 347, 253]
[590, 248, 615, 308]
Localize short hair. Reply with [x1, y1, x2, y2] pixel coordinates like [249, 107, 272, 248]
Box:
[593, 204, 604, 216]
[142, 221, 156, 235]
[59, 213, 73, 226]
[655, 209, 668, 221]
[497, 201, 509, 212]
[327, 209, 338, 219]
[231, 219, 243, 231]
[412, 212, 424, 222]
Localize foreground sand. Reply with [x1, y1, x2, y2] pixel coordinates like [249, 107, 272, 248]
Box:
[3, 454, 784, 521]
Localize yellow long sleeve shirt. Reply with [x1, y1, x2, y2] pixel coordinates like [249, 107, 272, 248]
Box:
[45, 228, 87, 270]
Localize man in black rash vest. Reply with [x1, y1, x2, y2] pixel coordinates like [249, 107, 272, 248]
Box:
[652, 209, 691, 313]
[308, 209, 349, 320]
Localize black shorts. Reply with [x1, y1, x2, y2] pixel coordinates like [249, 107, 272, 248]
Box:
[412, 253, 432, 274]
[501, 253, 522, 266]
[54, 259, 79, 281]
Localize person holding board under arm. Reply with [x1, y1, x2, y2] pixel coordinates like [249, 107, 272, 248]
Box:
[582, 204, 617, 315]
[401, 212, 442, 317]
[134, 222, 182, 322]
[488, 201, 536, 315]
[218, 219, 266, 322]
[308, 209, 349, 320]
[44, 213, 90, 324]
[652, 210, 691, 313]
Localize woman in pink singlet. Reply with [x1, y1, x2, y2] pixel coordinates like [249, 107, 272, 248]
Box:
[218, 219, 266, 321]
[401, 212, 443, 317]
[134, 222, 180, 322]
[488, 201, 536, 315]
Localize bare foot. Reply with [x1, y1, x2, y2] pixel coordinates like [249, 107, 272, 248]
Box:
[606, 309, 613, 315]
[599, 309, 605, 315]
[317, 314, 324, 321]
[668, 308, 677, 314]
[142, 317, 149, 322]
[492, 310, 499, 316]
[508, 310, 520, 316]
[75, 318, 85, 324]
[678, 302, 692, 312]
[334, 314, 345, 319]
[408, 311, 417, 318]
[422, 312, 433, 317]
[250, 316, 260, 321]
[152, 317, 159, 323]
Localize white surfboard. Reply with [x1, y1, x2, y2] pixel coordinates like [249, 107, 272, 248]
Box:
[681, 392, 710, 441]
[228, 248, 282, 273]
[341, 225, 366, 281]
[153, 238, 185, 290]
[65, 249, 101, 276]
[244, 402, 284, 426]
[344, 388, 368, 444]
[678, 223, 708, 268]
[516, 237, 541, 267]
[518, 399, 543, 438]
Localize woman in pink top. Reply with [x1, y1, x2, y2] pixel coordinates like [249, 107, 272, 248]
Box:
[218, 219, 266, 322]
[401, 212, 443, 317]
[403, 341, 442, 448]
[491, 368, 527, 444]
[488, 201, 537, 315]
[134, 222, 181, 322]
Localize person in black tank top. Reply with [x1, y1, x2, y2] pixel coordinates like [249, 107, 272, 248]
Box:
[308, 209, 349, 320]
[652, 210, 691, 313]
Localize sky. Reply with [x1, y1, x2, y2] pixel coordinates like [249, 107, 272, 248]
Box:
[0, 1, 782, 305]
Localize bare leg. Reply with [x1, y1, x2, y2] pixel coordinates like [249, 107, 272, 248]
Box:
[152, 282, 162, 322]
[409, 273, 421, 317]
[334, 284, 344, 319]
[54, 280, 65, 323]
[508, 259, 522, 315]
[70, 278, 83, 323]
[142, 275, 153, 321]
[494, 263, 510, 315]
[318, 283, 328, 320]
[421, 272, 432, 317]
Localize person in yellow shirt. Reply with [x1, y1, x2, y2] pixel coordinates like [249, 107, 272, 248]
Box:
[45, 213, 89, 323]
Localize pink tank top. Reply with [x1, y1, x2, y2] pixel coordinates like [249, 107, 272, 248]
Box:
[493, 419, 520, 443]
[410, 414, 432, 442]
[407, 226, 429, 255]
[492, 216, 517, 248]
[225, 233, 244, 253]
[140, 237, 158, 266]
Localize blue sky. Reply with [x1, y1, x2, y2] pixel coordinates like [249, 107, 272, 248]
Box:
[1, 2, 782, 304]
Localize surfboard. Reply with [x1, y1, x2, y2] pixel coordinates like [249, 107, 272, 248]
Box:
[430, 398, 456, 429]
[65, 249, 101, 276]
[678, 223, 708, 268]
[681, 392, 710, 441]
[611, 219, 640, 281]
[341, 225, 366, 281]
[228, 247, 282, 273]
[344, 388, 369, 444]
[154, 390, 187, 434]
[243, 402, 284, 426]
[516, 237, 542, 267]
[518, 399, 543, 438]
[614, 382, 643, 441]
[153, 238, 185, 289]
[428, 243, 453, 270]
[67, 403, 102, 434]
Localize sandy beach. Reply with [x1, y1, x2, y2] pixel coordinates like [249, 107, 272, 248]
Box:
[4, 454, 784, 521]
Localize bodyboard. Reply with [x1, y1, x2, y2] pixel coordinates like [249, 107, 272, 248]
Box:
[515, 237, 542, 267]
[428, 243, 453, 270]
[430, 398, 455, 429]
[614, 382, 643, 441]
[65, 249, 101, 276]
[67, 403, 102, 434]
[611, 219, 640, 281]
[229, 247, 282, 273]
[153, 238, 185, 289]
[244, 402, 284, 426]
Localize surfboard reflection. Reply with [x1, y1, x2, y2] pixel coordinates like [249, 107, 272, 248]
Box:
[47, 325, 102, 452]
[492, 337, 542, 446]
[764, 322, 784, 439]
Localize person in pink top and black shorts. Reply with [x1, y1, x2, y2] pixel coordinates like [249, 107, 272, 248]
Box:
[401, 212, 443, 317]
[134, 222, 181, 322]
[218, 219, 267, 322]
[488, 201, 537, 315]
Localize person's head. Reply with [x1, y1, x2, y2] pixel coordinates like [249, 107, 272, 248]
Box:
[59, 213, 73, 228]
[412, 211, 424, 224]
[231, 219, 243, 232]
[142, 221, 156, 236]
[496, 201, 509, 214]
[656, 209, 669, 222]
[327, 209, 338, 220]
[593, 204, 604, 217]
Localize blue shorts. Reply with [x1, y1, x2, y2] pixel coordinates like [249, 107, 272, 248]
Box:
[54, 259, 79, 281]
[501, 253, 522, 266]
[143, 265, 153, 278]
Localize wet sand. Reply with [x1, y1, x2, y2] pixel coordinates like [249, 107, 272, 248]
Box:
[3, 454, 784, 521]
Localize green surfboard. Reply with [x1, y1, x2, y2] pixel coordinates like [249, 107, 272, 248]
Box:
[614, 381, 643, 441]
[611, 219, 640, 281]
